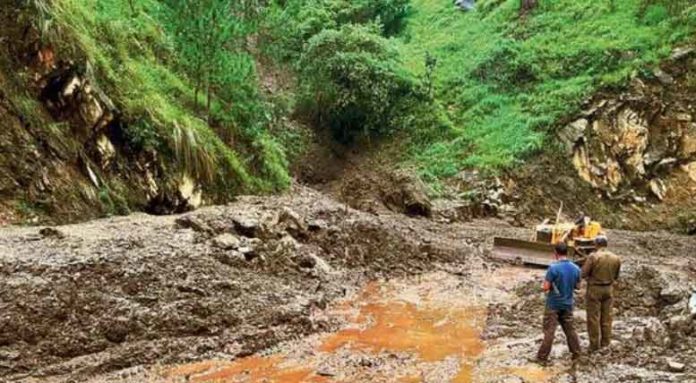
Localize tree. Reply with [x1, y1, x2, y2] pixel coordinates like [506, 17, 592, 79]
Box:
[298, 24, 417, 141]
[163, 0, 259, 121]
[520, 0, 538, 16]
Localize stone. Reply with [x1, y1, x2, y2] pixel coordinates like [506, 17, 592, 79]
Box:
[95, 134, 116, 168]
[214, 250, 245, 265]
[683, 162, 696, 183]
[298, 254, 317, 269]
[649, 179, 667, 201]
[667, 360, 685, 373]
[279, 207, 308, 238]
[39, 227, 65, 239]
[670, 47, 694, 61]
[667, 315, 692, 334]
[212, 234, 241, 250]
[178, 174, 202, 209]
[559, 119, 588, 153]
[660, 283, 688, 305]
[653, 68, 674, 85]
[175, 216, 213, 234]
[238, 247, 257, 261]
[455, 0, 475, 11]
[233, 216, 260, 238]
[103, 318, 129, 343]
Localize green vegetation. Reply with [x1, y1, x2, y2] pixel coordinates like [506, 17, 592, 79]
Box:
[28, 0, 290, 196]
[399, 0, 695, 179]
[13, 0, 696, 204]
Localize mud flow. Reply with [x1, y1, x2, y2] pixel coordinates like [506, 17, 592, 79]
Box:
[156, 272, 552, 383]
[2, 191, 694, 383]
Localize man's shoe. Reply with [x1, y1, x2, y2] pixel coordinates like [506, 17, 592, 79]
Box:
[571, 353, 588, 364]
[528, 357, 550, 367]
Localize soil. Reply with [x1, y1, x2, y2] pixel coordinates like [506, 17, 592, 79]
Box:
[0, 185, 694, 382]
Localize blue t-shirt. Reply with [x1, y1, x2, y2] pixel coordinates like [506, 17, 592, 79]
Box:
[545, 259, 581, 311]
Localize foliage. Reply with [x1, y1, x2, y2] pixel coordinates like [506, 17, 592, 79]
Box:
[298, 24, 419, 142]
[32, 0, 290, 195]
[398, 0, 695, 177]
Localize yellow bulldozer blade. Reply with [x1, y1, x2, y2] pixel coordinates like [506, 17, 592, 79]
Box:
[490, 237, 557, 267]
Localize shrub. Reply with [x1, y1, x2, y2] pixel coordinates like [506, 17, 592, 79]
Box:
[298, 24, 417, 142]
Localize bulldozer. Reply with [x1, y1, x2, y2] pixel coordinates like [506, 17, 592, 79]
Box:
[491, 208, 603, 267]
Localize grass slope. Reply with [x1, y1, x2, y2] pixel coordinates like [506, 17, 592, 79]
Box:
[399, 0, 695, 180]
[41, 0, 290, 195]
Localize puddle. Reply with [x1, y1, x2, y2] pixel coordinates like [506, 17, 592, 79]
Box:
[160, 271, 553, 383]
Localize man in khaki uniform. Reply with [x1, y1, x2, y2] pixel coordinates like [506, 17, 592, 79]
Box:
[582, 236, 621, 352]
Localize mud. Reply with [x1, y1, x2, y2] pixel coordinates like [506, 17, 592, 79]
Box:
[0, 185, 694, 382]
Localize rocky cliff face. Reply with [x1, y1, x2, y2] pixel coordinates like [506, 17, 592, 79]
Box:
[0, 7, 205, 225]
[561, 47, 696, 203]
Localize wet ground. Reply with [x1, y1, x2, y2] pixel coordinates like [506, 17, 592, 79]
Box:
[124, 270, 556, 383]
[1, 186, 694, 382]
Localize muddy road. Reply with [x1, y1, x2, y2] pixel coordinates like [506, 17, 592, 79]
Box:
[0, 186, 694, 382]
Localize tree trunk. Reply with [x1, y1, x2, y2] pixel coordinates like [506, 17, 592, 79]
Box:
[520, 0, 538, 16]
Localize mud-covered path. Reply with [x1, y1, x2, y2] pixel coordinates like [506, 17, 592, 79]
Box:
[1, 186, 694, 382]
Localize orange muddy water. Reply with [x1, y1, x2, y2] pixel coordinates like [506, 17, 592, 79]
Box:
[161, 272, 553, 383]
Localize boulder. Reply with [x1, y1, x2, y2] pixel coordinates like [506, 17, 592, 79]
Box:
[233, 215, 260, 238]
[178, 174, 202, 210]
[175, 215, 213, 234]
[455, 0, 475, 11]
[660, 282, 689, 305]
[279, 207, 308, 238]
[667, 360, 686, 373]
[39, 227, 65, 239]
[212, 234, 241, 250]
[653, 68, 674, 86]
[560, 119, 588, 153]
[670, 47, 694, 61]
[649, 179, 668, 201]
[95, 134, 116, 169]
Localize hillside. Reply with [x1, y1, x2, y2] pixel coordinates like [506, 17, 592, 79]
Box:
[0, 0, 695, 231]
[400, 0, 695, 176]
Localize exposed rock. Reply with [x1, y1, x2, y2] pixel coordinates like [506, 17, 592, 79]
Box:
[660, 283, 689, 305]
[233, 215, 260, 238]
[684, 162, 696, 183]
[670, 47, 694, 61]
[279, 207, 308, 238]
[455, 0, 475, 11]
[298, 254, 317, 269]
[653, 68, 674, 86]
[95, 134, 116, 169]
[649, 179, 668, 201]
[212, 233, 241, 250]
[175, 215, 213, 234]
[560, 118, 588, 153]
[667, 360, 685, 373]
[39, 227, 65, 239]
[382, 171, 432, 218]
[178, 174, 202, 210]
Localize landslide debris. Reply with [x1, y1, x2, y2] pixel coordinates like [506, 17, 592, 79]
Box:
[0, 186, 479, 381]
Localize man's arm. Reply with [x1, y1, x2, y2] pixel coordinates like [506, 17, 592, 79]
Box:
[542, 267, 555, 292]
[614, 258, 621, 281]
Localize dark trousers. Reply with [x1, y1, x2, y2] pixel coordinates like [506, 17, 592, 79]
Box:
[537, 307, 581, 361]
[586, 284, 614, 351]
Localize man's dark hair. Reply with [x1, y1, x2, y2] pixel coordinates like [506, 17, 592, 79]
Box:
[595, 236, 608, 247]
[555, 242, 568, 256]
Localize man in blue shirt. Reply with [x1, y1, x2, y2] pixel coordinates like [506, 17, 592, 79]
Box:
[534, 243, 582, 364]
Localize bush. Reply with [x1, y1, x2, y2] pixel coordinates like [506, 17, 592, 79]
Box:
[298, 24, 418, 142]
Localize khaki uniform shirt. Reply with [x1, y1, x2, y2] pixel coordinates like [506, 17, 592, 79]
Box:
[582, 249, 621, 285]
